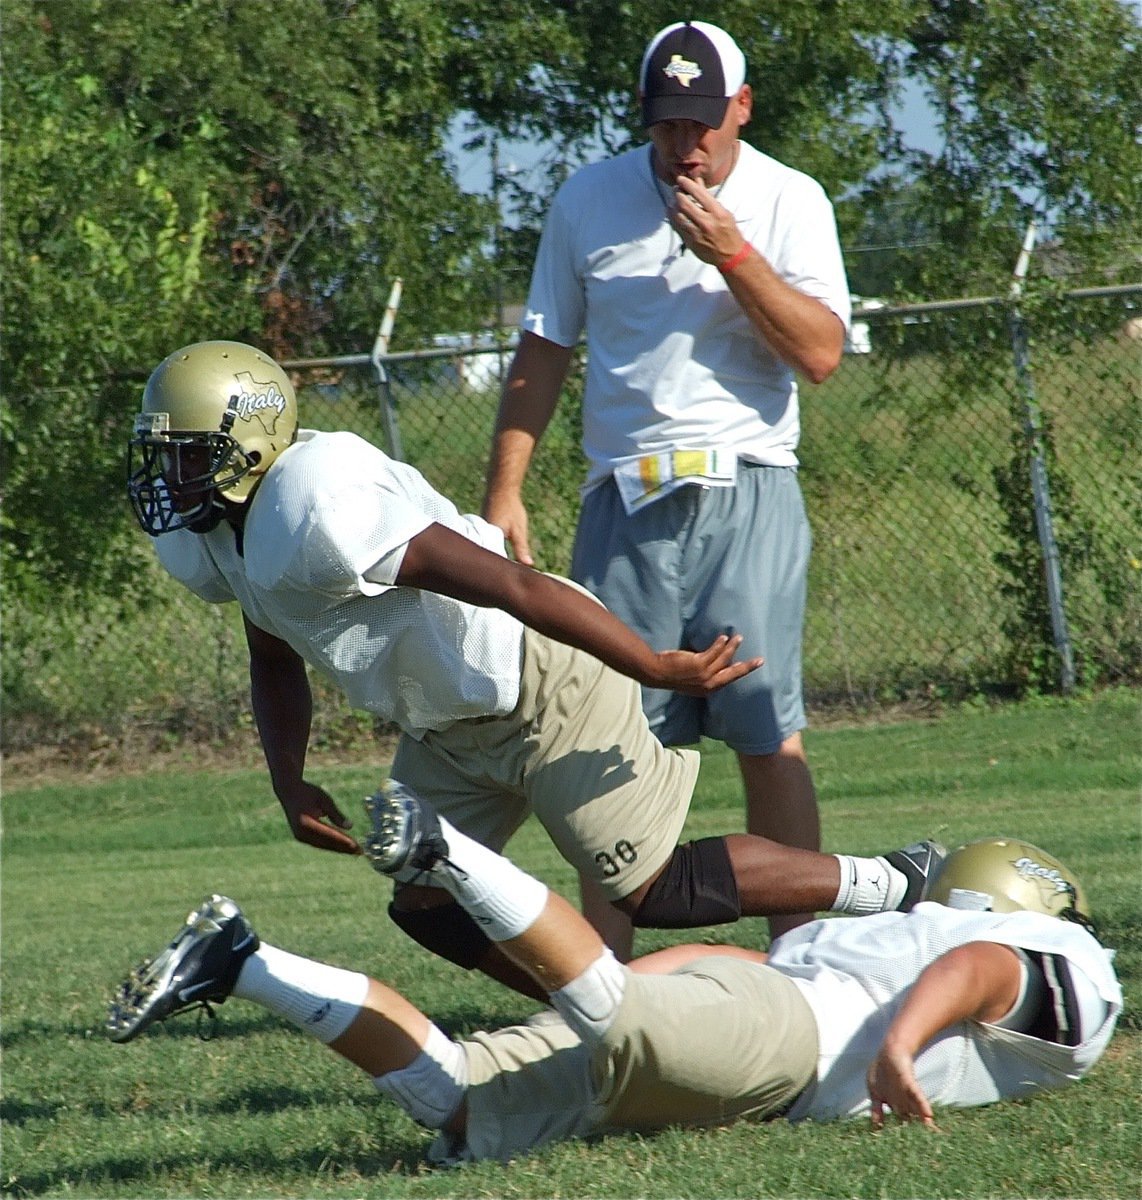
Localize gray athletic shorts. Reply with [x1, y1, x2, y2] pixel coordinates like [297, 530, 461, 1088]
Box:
[391, 625, 698, 901]
[571, 466, 811, 754]
[443, 956, 818, 1163]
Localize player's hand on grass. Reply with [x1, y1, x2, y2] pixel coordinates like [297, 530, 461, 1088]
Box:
[867, 1041, 940, 1131]
[277, 781, 362, 855]
[651, 634, 763, 695]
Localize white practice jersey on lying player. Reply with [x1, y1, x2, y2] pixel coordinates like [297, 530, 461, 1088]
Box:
[153, 430, 525, 736]
[773, 903, 1122, 1122]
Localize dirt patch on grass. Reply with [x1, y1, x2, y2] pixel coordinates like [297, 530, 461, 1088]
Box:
[2, 729, 400, 790]
[1, 701, 939, 791]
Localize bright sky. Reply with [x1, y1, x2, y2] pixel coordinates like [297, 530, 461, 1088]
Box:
[447, 81, 941, 204]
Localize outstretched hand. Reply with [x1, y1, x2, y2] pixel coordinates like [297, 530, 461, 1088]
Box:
[277, 780, 362, 855]
[650, 634, 763, 696]
[867, 1042, 940, 1131]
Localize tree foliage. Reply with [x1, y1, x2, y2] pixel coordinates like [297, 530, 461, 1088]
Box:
[496, 0, 1140, 298]
[898, 0, 1142, 292]
[3, 0, 1139, 601]
[2, 0, 509, 595]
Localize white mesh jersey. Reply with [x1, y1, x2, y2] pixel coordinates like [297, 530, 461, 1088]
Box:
[153, 430, 525, 736]
[522, 141, 852, 490]
[772, 903, 1122, 1122]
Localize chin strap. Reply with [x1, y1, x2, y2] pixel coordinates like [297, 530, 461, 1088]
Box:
[184, 498, 228, 535]
[1060, 906, 1098, 936]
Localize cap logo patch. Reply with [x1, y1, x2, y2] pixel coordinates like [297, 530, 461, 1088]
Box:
[232, 371, 288, 433]
[664, 54, 703, 88]
[1012, 855, 1071, 895]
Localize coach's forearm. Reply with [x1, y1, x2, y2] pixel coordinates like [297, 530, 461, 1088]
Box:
[722, 252, 844, 384]
[484, 424, 541, 508]
[484, 333, 571, 502]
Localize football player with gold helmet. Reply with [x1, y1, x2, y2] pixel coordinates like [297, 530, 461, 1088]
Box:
[127, 341, 946, 1001]
[109, 815, 1120, 1161]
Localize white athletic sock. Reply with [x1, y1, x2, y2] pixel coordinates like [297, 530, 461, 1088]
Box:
[231, 943, 369, 1044]
[373, 1021, 468, 1129]
[432, 815, 549, 942]
[832, 855, 908, 915]
[549, 948, 627, 1043]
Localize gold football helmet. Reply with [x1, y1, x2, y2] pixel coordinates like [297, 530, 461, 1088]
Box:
[128, 341, 298, 535]
[928, 837, 1093, 929]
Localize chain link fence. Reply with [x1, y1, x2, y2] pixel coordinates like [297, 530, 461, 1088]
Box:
[292, 286, 1140, 706]
[801, 286, 1140, 703]
[4, 288, 1139, 752]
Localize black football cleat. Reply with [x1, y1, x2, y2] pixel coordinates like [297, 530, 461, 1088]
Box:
[107, 895, 258, 1043]
[886, 840, 949, 911]
[362, 780, 456, 881]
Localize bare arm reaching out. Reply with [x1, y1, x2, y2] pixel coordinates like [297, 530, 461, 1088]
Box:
[240, 519, 760, 856]
[867, 941, 1024, 1130]
[244, 615, 361, 856]
[397, 522, 763, 695]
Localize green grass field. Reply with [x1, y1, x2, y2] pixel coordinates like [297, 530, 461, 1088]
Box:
[3, 689, 1140, 1198]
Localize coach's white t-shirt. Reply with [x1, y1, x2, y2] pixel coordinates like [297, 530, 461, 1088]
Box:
[522, 141, 852, 490]
[154, 430, 524, 736]
[773, 904, 1122, 1122]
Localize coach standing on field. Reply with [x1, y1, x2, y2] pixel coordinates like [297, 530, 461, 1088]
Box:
[483, 20, 852, 950]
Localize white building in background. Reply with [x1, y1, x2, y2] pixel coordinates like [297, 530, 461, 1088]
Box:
[846, 296, 885, 354]
[431, 331, 515, 391]
[433, 302, 524, 391]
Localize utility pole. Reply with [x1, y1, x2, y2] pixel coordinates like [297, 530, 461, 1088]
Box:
[1008, 220, 1075, 692]
[371, 277, 404, 461]
[491, 134, 506, 375]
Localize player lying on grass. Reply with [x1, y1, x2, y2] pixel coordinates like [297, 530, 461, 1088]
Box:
[108, 785, 1121, 1165]
[127, 340, 942, 996]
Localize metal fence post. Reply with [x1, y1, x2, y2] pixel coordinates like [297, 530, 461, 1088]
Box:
[1008, 222, 1076, 691]
[371, 278, 405, 461]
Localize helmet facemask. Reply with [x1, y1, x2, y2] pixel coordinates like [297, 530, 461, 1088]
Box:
[1055, 891, 1097, 934]
[128, 409, 257, 535]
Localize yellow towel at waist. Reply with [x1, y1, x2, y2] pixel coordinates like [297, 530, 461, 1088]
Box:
[613, 449, 738, 514]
